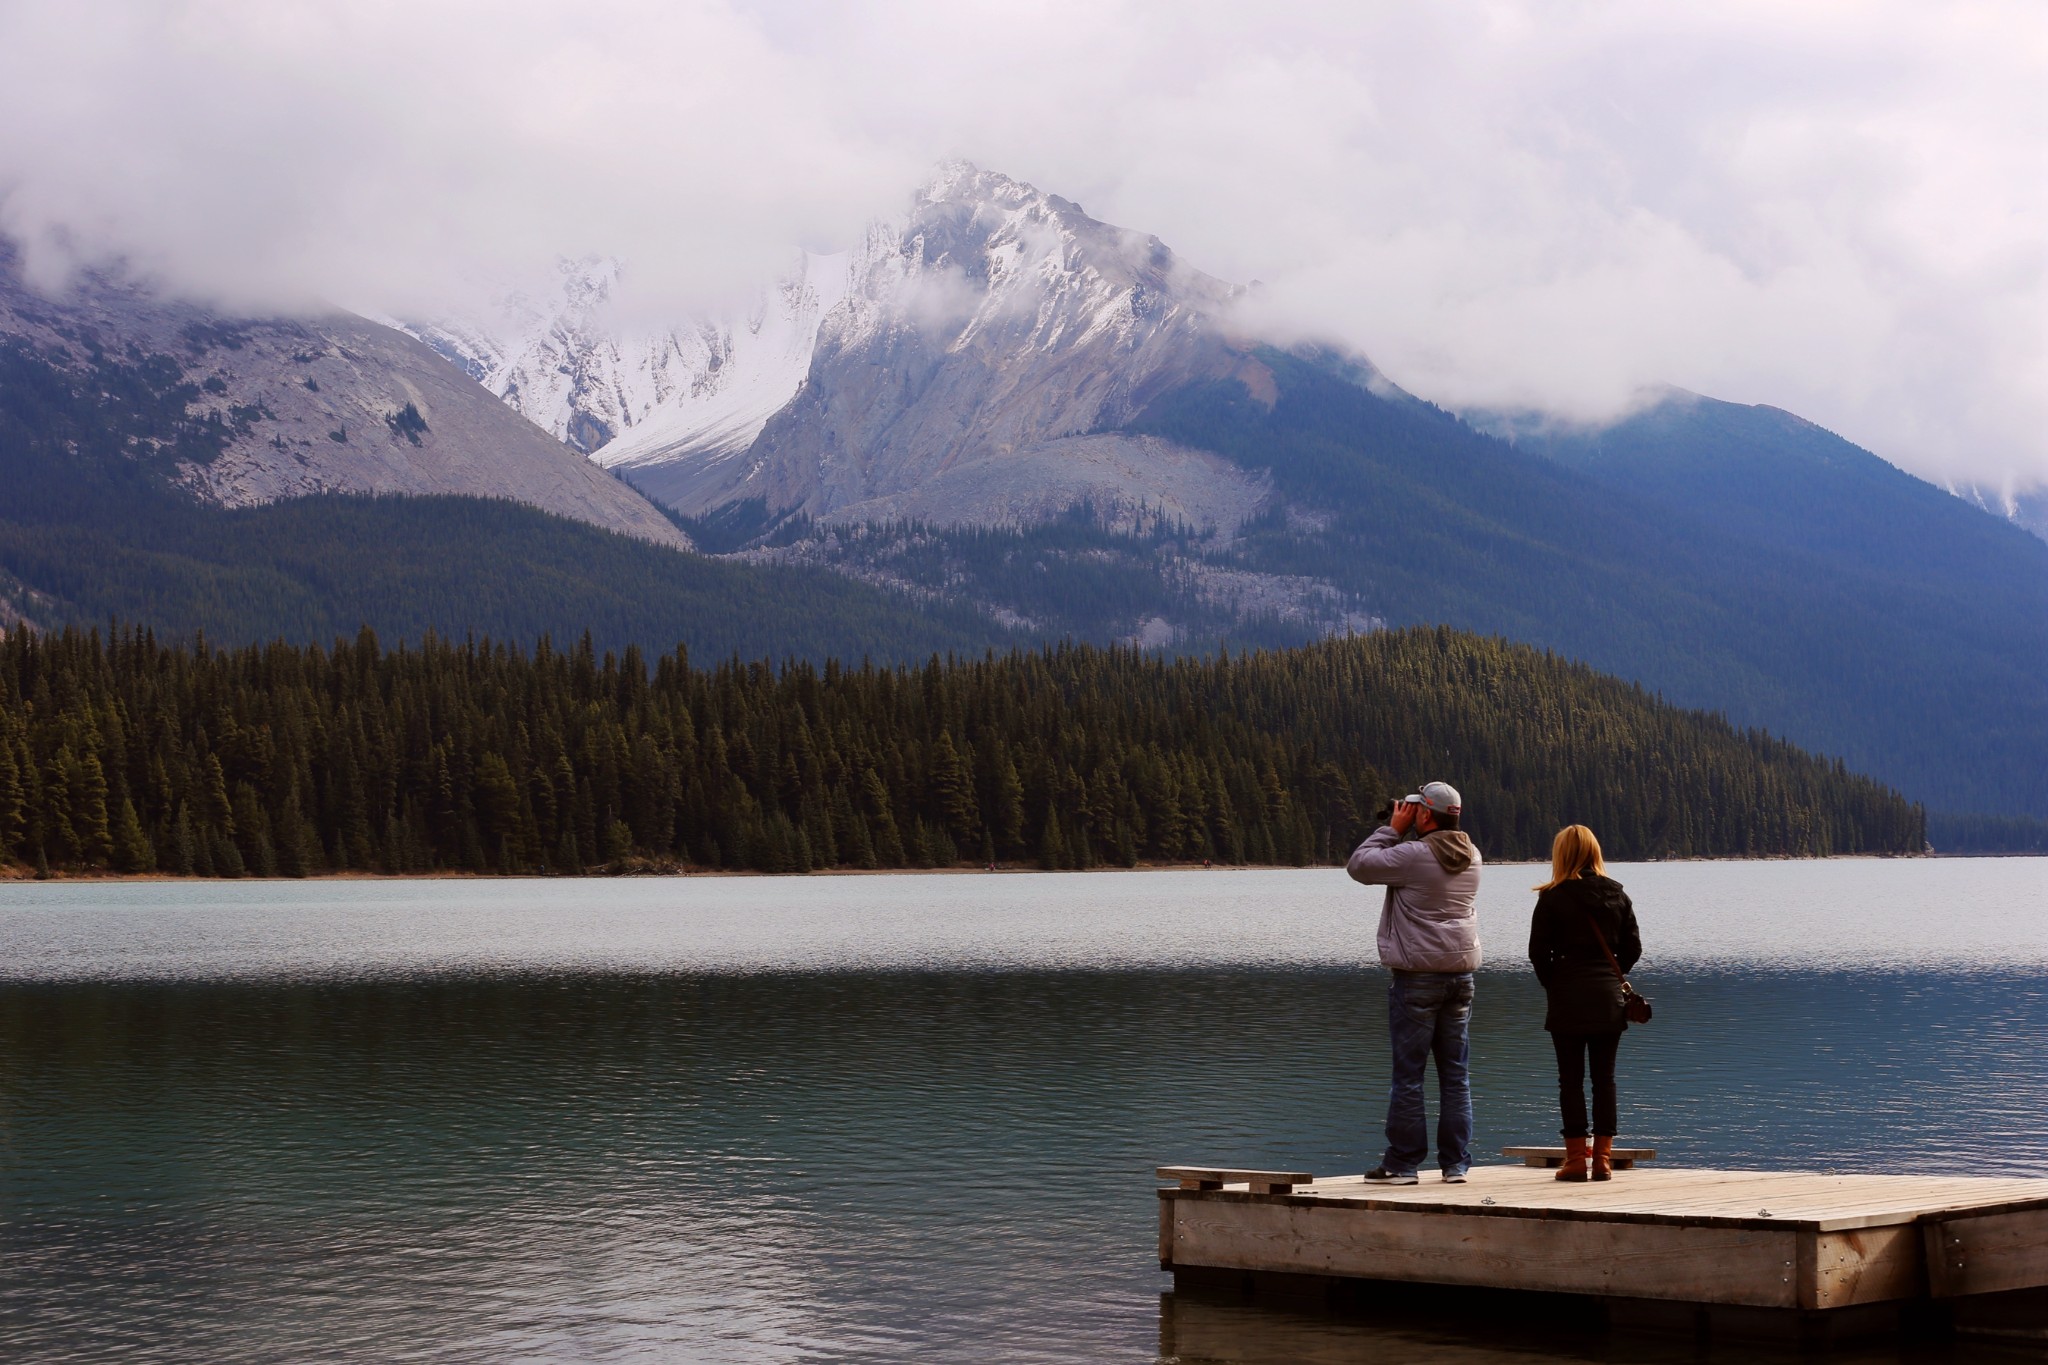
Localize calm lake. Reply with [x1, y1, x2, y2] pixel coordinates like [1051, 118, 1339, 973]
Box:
[2, 859, 2046, 1363]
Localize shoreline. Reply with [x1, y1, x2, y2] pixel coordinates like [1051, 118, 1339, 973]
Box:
[2, 850, 2005, 886]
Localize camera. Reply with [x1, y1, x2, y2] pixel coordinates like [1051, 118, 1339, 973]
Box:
[1375, 794, 1424, 826]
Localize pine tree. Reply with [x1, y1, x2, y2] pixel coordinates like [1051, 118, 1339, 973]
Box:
[801, 795, 837, 868]
[41, 748, 80, 864]
[201, 752, 235, 847]
[760, 811, 793, 873]
[992, 753, 1026, 859]
[861, 767, 905, 865]
[1039, 802, 1067, 871]
[0, 735, 22, 860]
[77, 752, 113, 867]
[170, 803, 197, 876]
[849, 811, 878, 869]
[473, 753, 521, 854]
[110, 797, 155, 873]
[213, 831, 245, 878]
[928, 731, 980, 849]
[277, 783, 313, 878]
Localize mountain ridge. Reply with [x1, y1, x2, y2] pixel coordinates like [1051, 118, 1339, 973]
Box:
[0, 250, 688, 549]
[409, 165, 1281, 536]
[7, 167, 2046, 839]
[383, 164, 2048, 824]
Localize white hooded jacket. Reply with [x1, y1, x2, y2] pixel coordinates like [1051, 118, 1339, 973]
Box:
[1345, 825, 1484, 972]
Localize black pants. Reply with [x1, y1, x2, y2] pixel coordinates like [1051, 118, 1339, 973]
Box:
[1550, 1030, 1622, 1138]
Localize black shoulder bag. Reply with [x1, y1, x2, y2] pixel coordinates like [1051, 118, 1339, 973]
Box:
[1586, 915, 1652, 1024]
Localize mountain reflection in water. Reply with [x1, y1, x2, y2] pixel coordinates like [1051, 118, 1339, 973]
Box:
[1, 862, 2044, 1363]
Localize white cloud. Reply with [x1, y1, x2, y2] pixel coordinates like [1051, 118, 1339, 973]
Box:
[1, 0, 2043, 489]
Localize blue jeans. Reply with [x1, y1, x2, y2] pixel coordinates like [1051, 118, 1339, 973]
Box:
[1382, 971, 1475, 1175]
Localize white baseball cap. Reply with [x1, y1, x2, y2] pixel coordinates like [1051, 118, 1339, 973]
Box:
[1417, 781, 1462, 815]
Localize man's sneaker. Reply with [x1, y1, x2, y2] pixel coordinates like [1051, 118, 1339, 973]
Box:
[1442, 1169, 1469, 1184]
[1362, 1166, 1419, 1185]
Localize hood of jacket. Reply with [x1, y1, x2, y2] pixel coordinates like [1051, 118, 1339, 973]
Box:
[1423, 830, 1478, 874]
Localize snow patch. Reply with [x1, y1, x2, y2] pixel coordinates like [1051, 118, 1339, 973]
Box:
[399, 251, 853, 465]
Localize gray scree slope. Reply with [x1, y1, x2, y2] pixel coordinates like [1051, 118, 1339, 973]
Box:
[0, 258, 689, 549]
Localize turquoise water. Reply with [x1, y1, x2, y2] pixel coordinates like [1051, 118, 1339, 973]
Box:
[1, 860, 2045, 1362]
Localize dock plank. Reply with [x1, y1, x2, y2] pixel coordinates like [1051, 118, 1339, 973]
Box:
[1925, 1207, 2048, 1298]
[1639, 1181, 2048, 1230]
[1302, 1169, 1824, 1222]
[1294, 1167, 2048, 1231]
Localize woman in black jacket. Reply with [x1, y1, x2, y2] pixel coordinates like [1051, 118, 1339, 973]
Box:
[1527, 825, 1642, 1182]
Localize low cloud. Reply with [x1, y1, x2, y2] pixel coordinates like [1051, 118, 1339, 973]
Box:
[2, 0, 2042, 490]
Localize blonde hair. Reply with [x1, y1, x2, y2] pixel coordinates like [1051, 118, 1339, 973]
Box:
[1536, 825, 1605, 891]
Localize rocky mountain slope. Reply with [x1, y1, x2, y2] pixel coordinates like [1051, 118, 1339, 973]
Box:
[414, 165, 1279, 538]
[689, 165, 1271, 530]
[0, 252, 687, 548]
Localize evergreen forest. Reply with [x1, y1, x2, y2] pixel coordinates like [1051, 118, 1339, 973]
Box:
[0, 623, 1922, 880]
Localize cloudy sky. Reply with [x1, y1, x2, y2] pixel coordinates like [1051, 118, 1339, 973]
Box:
[1, 0, 2042, 494]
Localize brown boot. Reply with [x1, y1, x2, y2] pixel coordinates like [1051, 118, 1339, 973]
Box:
[1591, 1136, 1614, 1182]
[1555, 1136, 1590, 1182]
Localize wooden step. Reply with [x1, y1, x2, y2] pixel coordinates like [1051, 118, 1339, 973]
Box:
[1158, 1165, 1313, 1194]
[1502, 1144, 1657, 1170]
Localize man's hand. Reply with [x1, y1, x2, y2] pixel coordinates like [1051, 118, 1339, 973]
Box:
[1390, 801, 1417, 835]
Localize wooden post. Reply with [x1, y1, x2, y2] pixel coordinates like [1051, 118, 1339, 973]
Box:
[1159, 1190, 1174, 1269]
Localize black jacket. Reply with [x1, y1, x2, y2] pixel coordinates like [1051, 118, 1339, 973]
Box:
[1527, 873, 1642, 1035]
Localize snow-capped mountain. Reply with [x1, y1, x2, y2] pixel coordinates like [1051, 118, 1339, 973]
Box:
[0, 246, 687, 548]
[670, 163, 1269, 526]
[401, 251, 851, 462]
[413, 164, 1281, 534]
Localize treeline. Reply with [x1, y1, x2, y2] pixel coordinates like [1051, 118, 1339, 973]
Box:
[0, 624, 1920, 879]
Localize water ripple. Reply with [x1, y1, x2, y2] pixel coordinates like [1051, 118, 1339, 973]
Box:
[0, 863, 2043, 1361]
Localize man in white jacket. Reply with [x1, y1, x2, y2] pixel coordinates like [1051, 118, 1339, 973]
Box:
[1345, 780, 1483, 1184]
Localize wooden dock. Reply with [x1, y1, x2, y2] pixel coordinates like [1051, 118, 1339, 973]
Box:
[1158, 1161, 2048, 1340]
